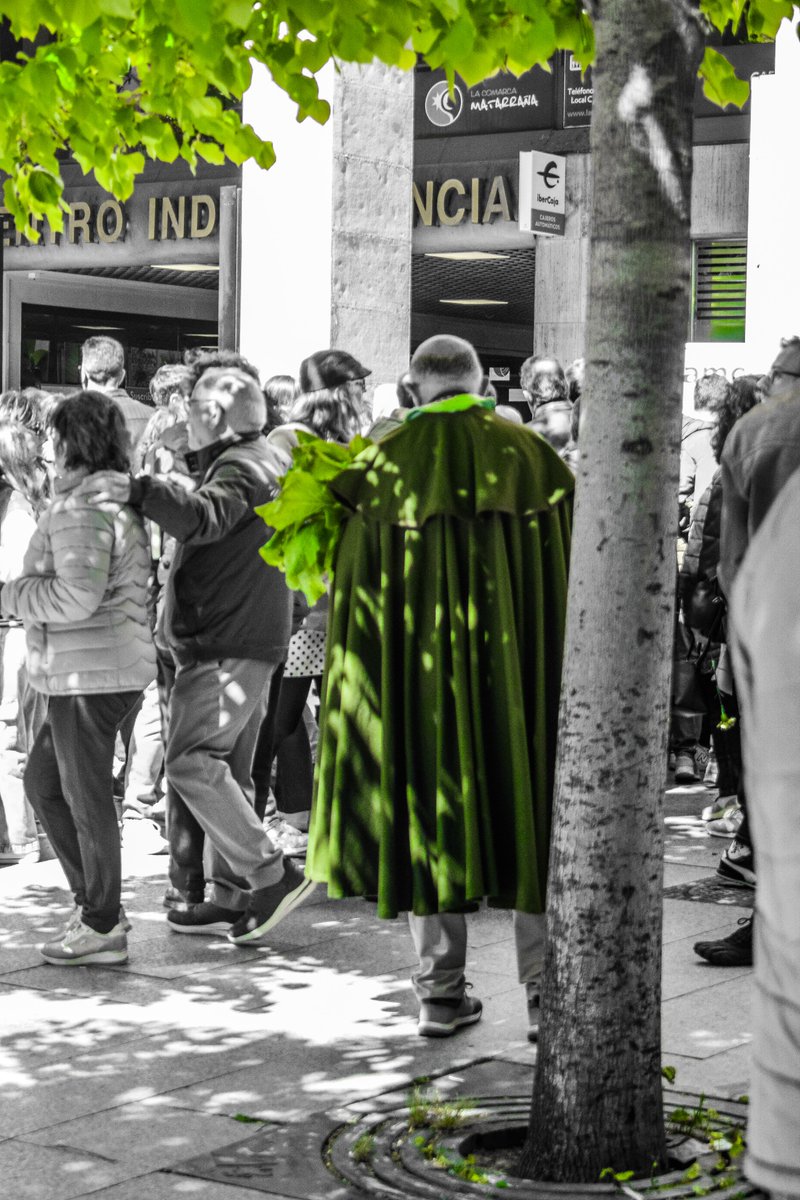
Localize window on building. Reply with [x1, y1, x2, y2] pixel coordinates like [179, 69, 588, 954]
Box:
[691, 239, 747, 343]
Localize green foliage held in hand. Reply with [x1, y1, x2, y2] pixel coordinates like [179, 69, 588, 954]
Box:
[0, 0, 794, 236]
[257, 431, 371, 605]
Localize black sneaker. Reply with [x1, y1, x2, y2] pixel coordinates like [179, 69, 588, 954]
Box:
[694, 917, 753, 966]
[167, 901, 242, 935]
[163, 886, 205, 911]
[227, 860, 316, 944]
[716, 838, 756, 887]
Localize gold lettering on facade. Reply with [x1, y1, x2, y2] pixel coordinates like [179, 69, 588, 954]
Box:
[97, 199, 124, 243]
[148, 197, 157, 240]
[412, 181, 435, 226]
[161, 196, 186, 240]
[437, 178, 467, 226]
[413, 176, 514, 226]
[69, 202, 91, 245]
[190, 195, 216, 238]
[482, 176, 512, 223]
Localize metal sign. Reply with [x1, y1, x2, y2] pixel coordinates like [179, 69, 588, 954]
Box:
[519, 151, 566, 237]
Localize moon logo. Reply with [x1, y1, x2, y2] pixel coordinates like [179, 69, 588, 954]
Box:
[424, 80, 464, 128]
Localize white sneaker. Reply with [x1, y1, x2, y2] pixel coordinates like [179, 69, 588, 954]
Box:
[702, 794, 738, 823]
[706, 803, 743, 838]
[40, 919, 128, 966]
[60, 904, 132, 935]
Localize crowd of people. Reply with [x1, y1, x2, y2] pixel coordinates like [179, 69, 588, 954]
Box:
[0, 333, 582, 1039]
[0, 332, 796, 1091]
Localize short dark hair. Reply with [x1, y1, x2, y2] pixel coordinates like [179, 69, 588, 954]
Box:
[183, 349, 259, 395]
[410, 335, 481, 386]
[149, 363, 192, 408]
[694, 372, 730, 412]
[51, 390, 130, 473]
[81, 337, 125, 386]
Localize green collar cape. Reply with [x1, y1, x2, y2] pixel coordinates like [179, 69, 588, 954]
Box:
[306, 400, 575, 918]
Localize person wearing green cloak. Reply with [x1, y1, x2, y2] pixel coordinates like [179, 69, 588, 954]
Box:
[305, 335, 574, 1038]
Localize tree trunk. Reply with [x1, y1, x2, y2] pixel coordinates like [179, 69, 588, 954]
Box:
[520, 0, 704, 1183]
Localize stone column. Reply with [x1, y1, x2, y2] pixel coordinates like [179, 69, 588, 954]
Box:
[532, 152, 591, 366]
[745, 13, 800, 365]
[330, 63, 414, 394]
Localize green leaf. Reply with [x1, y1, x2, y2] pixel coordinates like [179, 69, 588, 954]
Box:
[699, 47, 750, 110]
[232, 1113, 266, 1124]
[661, 1065, 677, 1083]
[27, 169, 62, 206]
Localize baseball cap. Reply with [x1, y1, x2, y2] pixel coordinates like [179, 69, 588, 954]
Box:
[299, 349, 371, 393]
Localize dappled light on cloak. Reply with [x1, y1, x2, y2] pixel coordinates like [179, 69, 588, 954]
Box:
[306, 407, 573, 921]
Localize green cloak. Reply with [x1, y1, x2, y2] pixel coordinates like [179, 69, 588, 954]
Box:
[306, 402, 574, 918]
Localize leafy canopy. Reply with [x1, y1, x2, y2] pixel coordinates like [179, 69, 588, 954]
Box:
[0, 0, 793, 236]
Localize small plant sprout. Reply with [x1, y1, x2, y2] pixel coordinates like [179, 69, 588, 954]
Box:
[351, 1133, 375, 1164]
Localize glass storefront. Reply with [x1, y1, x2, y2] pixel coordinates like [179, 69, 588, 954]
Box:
[20, 302, 218, 395]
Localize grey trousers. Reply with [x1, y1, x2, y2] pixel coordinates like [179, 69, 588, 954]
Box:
[407, 910, 546, 1002]
[166, 656, 284, 909]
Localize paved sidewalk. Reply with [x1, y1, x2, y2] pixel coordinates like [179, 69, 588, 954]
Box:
[0, 781, 753, 1200]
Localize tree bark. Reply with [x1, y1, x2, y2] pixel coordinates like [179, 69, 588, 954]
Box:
[520, 0, 704, 1183]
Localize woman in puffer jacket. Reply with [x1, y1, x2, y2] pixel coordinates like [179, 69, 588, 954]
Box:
[0, 391, 155, 966]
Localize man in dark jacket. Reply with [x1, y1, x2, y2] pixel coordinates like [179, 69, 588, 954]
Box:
[80, 336, 154, 451]
[81, 367, 313, 943]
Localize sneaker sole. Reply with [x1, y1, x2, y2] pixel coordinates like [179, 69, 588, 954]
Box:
[227, 878, 316, 945]
[715, 865, 756, 888]
[40, 949, 128, 965]
[167, 921, 234, 936]
[418, 1010, 483, 1038]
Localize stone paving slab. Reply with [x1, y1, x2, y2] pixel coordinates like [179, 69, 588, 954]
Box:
[662, 930, 754, 1000]
[660, 1045, 753, 1100]
[0, 1029, 293, 1140]
[169, 1113, 356, 1199]
[662, 973, 752, 1060]
[0, 1136, 138, 1200]
[19, 1103, 261, 1174]
[84, 1173, 285, 1200]
[662, 898, 750, 943]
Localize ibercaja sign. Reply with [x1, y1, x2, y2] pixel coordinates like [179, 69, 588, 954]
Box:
[415, 66, 556, 138]
[519, 151, 566, 237]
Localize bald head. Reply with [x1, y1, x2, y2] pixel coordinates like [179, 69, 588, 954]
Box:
[193, 367, 266, 434]
[408, 336, 483, 405]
